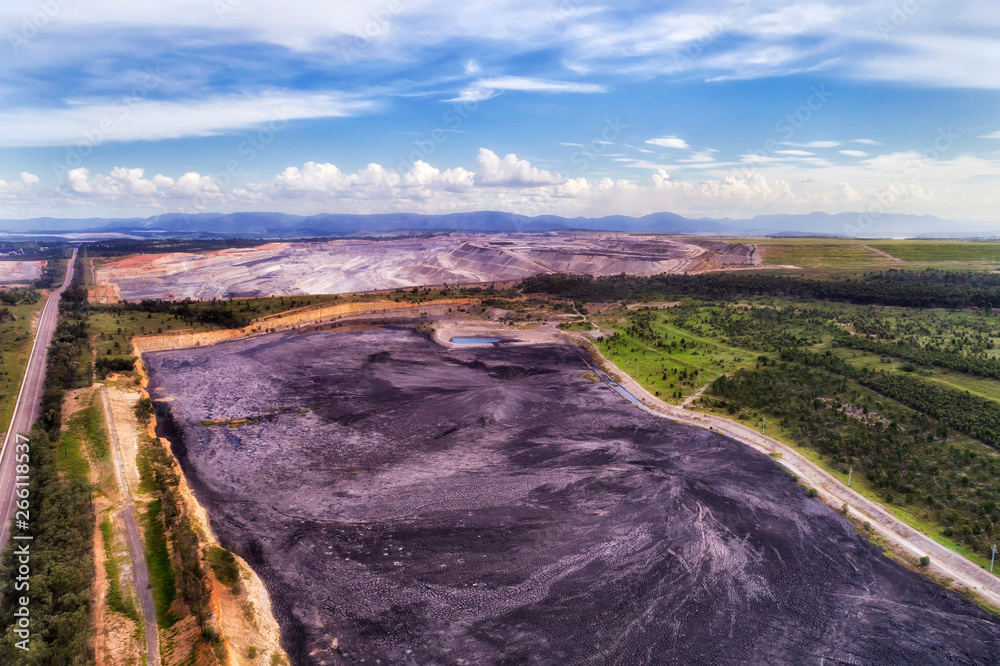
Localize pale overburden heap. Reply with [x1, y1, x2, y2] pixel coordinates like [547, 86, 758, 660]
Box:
[96, 233, 755, 301]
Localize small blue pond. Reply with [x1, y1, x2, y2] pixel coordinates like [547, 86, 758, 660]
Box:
[451, 337, 501, 344]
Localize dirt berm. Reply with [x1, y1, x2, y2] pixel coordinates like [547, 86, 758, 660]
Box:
[133, 298, 475, 354]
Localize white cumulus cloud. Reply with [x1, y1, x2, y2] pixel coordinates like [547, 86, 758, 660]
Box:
[473, 149, 562, 187]
[646, 136, 690, 150]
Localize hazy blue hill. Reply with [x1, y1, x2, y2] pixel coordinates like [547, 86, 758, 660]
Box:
[0, 210, 987, 239]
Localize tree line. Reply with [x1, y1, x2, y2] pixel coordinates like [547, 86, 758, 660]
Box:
[782, 348, 1000, 451]
[710, 359, 999, 558]
[0, 255, 95, 663]
[137, 430, 212, 635]
[521, 270, 1000, 309]
[100, 299, 251, 330]
[834, 333, 1000, 381]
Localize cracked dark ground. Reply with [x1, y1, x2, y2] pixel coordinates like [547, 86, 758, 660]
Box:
[145, 328, 1000, 665]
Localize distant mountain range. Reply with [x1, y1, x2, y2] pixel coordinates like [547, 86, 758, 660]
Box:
[0, 210, 995, 240]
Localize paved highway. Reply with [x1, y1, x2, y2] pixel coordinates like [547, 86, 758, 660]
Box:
[0, 247, 77, 552]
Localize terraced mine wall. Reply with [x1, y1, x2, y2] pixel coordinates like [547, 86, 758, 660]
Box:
[96, 234, 719, 302]
[132, 298, 476, 354]
[145, 329, 1000, 666]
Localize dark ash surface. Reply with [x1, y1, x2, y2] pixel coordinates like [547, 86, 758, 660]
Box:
[145, 329, 1000, 665]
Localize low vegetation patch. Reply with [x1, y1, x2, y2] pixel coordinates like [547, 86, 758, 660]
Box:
[100, 516, 140, 622]
[143, 499, 179, 628]
[207, 546, 241, 593]
[138, 437, 211, 628]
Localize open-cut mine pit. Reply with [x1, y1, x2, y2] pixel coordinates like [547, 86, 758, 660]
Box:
[0, 260, 44, 282]
[96, 234, 748, 302]
[145, 329, 1000, 665]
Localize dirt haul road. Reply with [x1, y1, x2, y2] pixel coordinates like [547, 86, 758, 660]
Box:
[100, 385, 160, 666]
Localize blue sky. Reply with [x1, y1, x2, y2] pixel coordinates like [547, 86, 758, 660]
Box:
[0, 0, 998, 223]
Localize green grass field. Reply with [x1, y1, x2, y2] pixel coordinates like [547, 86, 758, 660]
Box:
[56, 406, 93, 483]
[711, 237, 1000, 276]
[0, 297, 47, 433]
[867, 240, 1000, 264]
[143, 499, 179, 628]
[827, 345, 1000, 403]
[752, 240, 896, 270]
[595, 308, 757, 402]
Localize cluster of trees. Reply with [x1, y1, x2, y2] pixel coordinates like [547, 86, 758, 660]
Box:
[782, 348, 1000, 451]
[835, 333, 1000, 381]
[701, 305, 819, 351]
[31, 264, 62, 291]
[848, 311, 895, 339]
[710, 360, 999, 557]
[0, 289, 39, 307]
[624, 311, 662, 344]
[101, 299, 251, 330]
[94, 357, 136, 379]
[206, 547, 240, 593]
[41, 261, 90, 430]
[521, 270, 1000, 309]
[27, 248, 77, 291]
[602, 325, 698, 356]
[0, 428, 95, 664]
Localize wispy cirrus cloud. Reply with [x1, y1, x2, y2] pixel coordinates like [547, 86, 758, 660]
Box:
[646, 136, 690, 150]
[446, 76, 606, 103]
[0, 91, 372, 148]
[780, 141, 841, 148]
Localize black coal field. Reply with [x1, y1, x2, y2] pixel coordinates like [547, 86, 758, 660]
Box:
[145, 328, 1000, 666]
